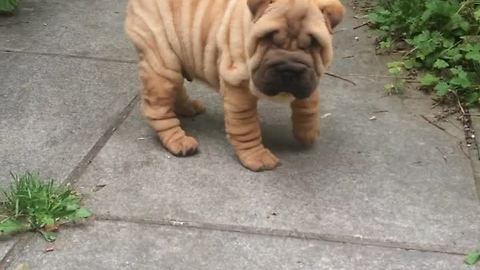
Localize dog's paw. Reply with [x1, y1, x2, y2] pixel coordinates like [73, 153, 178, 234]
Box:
[165, 135, 199, 156]
[175, 100, 206, 117]
[293, 127, 319, 146]
[238, 147, 280, 172]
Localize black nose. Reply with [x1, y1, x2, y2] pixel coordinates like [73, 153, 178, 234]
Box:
[279, 70, 300, 81]
[275, 63, 307, 81]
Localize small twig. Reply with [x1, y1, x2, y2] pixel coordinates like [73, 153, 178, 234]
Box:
[0, 21, 30, 27]
[459, 142, 471, 160]
[372, 110, 389, 114]
[451, 90, 480, 160]
[325, 72, 357, 86]
[436, 147, 448, 163]
[452, 91, 466, 116]
[404, 47, 417, 57]
[353, 22, 369, 30]
[420, 115, 446, 131]
[340, 74, 412, 80]
[475, 137, 480, 161]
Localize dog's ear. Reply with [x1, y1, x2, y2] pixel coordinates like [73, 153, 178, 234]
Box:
[247, 0, 270, 19]
[317, 0, 345, 33]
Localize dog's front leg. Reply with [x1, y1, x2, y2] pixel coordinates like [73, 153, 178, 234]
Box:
[222, 81, 279, 171]
[291, 90, 320, 146]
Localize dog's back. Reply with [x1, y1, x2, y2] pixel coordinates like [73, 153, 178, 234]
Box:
[125, 0, 233, 86]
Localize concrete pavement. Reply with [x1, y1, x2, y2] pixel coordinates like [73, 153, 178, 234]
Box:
[1, 0, 479, 269]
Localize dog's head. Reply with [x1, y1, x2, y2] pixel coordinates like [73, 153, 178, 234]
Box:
[246, 0, 345, 101]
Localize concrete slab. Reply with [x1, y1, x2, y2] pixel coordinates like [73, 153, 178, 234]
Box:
[0, 52, 137, 183]
[0, 0, 134, 61]
[74, 73, 479, 253]
[0, 240, 15, 262]
[48, 0, 478, 254]
[329, 5, 388, 77]
[5, 221, 472, 270]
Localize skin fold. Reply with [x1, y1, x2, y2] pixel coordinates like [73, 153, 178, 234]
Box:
[124, 0, 345, 171]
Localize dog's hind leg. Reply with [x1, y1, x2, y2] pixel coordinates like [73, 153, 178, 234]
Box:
[174, 85, 206, 117]
[138, 59, 199, 156]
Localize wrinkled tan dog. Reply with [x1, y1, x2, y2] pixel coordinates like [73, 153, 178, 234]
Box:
[125, 0, 345, 171]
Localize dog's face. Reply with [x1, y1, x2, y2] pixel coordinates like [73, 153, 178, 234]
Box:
[247, 0, 345, 101]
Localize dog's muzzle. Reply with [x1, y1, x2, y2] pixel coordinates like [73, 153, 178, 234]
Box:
[252, 51, 318, 100]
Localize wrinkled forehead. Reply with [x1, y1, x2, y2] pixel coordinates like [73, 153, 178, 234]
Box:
[260, 0, 326, 32]
[267, 0, 320, 16]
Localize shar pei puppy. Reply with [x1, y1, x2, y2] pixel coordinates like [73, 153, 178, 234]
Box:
[124, 0, 345, 171]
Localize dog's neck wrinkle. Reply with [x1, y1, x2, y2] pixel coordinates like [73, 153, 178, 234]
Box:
[215, 0, 252, 87]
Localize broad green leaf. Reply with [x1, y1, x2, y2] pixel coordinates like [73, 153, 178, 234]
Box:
[464, 250, 480, 265]
[465, 50, 480, 62]
[387, 61, 404, 69]
[73, 208, 92, 219]
[419, 74, 439, 86]
[464, 43, 480, 62]
[66, 207, 92, 221]
[0, 219, 30, 235]
[388, 67, 402, 76]
[450, 70, 472, 88]
[39, 216, 55, 227]
[451, 14, 470, 31]
[0, 0, 17, 12]
[434, 82, 450, 96]
[380, 40, 392, 49]
[474, 9, 480, 21]
[403, 59, 416, 70]
[466, 92, 480, 106]
[432, 59, 449, 69]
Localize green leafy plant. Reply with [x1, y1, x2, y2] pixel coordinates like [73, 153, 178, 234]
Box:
[465, 249, 480, 265]
[369, 0, 480, 106]
[384, 61, 406, 95]
[0, 172, 92, 242]
[0, 0, 18, 13]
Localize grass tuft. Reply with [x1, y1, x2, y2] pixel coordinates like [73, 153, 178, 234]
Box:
[0, 172, 92, 242]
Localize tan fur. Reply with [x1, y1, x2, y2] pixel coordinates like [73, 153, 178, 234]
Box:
[124, 0, 344, 171]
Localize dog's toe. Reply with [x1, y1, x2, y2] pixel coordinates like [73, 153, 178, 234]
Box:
[165, 136, 199, 157]
[239, 148, 280, 172]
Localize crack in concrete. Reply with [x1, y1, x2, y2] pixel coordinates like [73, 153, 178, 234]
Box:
[0, 49, 136, 65]
[63, 95, 139, 186]
[465, 109, 480, 200]
[0, 235, 34, 269]
[95, 215, 468, 256]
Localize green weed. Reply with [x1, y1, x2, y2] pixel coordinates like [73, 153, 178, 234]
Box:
[465, 249, 480, 265]
[384, 61, 406, 95]
[0, 0, 17, 13]
[369, 0, 480, 106]
[0, 172, 91, 242]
